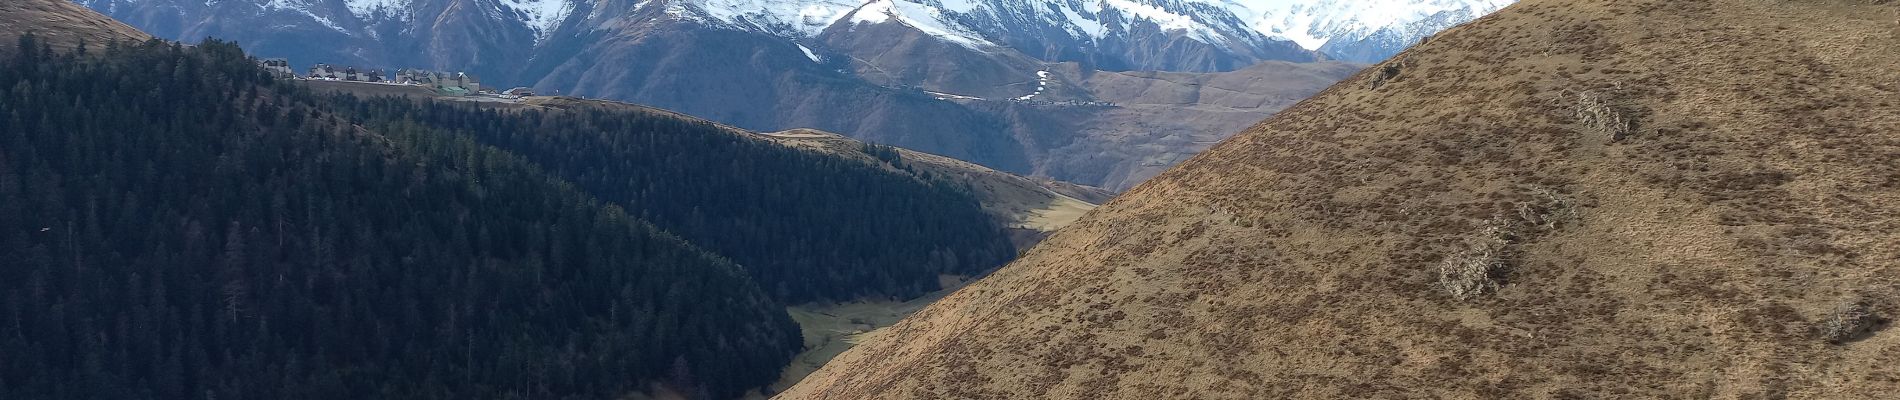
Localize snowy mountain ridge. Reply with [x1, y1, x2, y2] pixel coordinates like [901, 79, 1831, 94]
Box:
[1227, 0, 1515, 51]
[662, 0, 1513, 59]
[81, 0, 1510, 62]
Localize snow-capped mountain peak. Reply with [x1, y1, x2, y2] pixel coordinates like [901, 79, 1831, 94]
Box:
[663, 0, 1511, 62]
[1223, 0, 1515, 59]
[81, 0, 1515, 71]
[667, 0, 861, 37]
[501, 0, 575, 38]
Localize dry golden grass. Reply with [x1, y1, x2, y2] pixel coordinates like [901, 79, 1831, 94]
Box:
[782, 0, 1900, 398]
[0, 0, 149, 54]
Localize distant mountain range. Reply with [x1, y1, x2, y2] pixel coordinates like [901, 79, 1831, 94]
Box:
[74, 0, 1508, 189]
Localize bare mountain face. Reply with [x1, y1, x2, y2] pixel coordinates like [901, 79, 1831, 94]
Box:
[73, 0, 1491, 190]
[784, 0, 1900, 398]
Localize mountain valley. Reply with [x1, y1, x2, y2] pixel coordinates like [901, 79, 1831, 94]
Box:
[12, 0, 1885, 399]
[0, 4, 1108, 396]
[71, 0, 1509, 189]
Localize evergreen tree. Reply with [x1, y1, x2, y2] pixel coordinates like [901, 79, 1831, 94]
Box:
[0, 36, 800, 400]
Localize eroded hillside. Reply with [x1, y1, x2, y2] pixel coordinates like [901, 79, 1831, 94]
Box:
[782, 0, 1900, 398]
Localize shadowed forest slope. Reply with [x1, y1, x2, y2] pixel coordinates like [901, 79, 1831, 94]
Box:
[784, 0, 1900, 398]
[335, 97, 1017, 303]
[0, 38, 799, 399]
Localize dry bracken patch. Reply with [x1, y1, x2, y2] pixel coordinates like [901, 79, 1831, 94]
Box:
[1819, 301, 1886, 344]
[1438, 222, 1515, 300]
[1573, 89, 1640, 141]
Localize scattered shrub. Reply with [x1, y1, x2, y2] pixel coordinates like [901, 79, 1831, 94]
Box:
[1517, 187, 1579, 231]
[1438, 188, 1579, 301]
[1819, 302, 1885, 344]
[1370, 58, 1410, 89]
[1438, 222, 1515, 300]
[1574, 90, 1639, 141]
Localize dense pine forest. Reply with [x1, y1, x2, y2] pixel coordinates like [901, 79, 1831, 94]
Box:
[335, 99, 1016, 302]
[0, 37, 805, 399]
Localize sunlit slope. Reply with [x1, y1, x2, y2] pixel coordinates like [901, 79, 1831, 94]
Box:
[783, 0, 1900, 398]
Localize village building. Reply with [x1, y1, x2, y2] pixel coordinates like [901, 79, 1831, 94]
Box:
[307, 64, 385, 82]
[396, 69, 481, 95]
[258, 58, 295, 79]
[503, 87, 536, 97]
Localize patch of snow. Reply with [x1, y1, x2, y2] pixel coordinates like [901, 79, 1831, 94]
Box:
[924, 90, 985, 101]
[500, 0, 574, 40]
[848, 0, 894, 24]
[848, 0, 993, 48]
[1013, 69, 1052, 101]
[1217, 0, 1515, 50]
[263, 0, 348, 33]
[680, 0, 862, 37]
[1103, 0, 1200, 33]
[1058, 4, 1106, 39]
[344, 0, 407, 19]
[796, 42, 823, 63]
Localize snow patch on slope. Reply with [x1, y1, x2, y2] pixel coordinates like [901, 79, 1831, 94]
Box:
[848, 0, 992, 48]
[1221, 0, 1515, 50]
[344, 0, 406, 19]
[796, 42, 823, 62]
[1102, 0, 1224, 42]
[1013, 70, 1051, 101]
[500, 0, 574, 39]
[676, 0, 861, 37]
[263, 0, 348, 32]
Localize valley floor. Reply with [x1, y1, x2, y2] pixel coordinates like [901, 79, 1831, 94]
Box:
[751, 275, 975, 398]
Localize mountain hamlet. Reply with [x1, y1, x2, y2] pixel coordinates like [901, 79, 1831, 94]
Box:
[3, 0, 1895, 399]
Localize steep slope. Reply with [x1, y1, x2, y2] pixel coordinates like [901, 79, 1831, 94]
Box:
[784, 0, 1900, 398]
[1044, 59, 1364, 189]
[761, 129, 1114, 234]
[528, 16, 1357, 190]
[0, 0, 149, 53]
[340, 95, 1018, 303]
[0, 38, 797, 399]
[73, 0, 546, 81]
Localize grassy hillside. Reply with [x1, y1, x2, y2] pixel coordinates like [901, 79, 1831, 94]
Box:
[0, 0, 148, 55]
[785, 0, 1900, 398]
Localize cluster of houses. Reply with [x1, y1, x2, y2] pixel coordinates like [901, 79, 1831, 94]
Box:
[308, 64, 387, 83]
[258, 58, 537, 98]
[394, 68, 481, 95]
[260, 59, 296, 79]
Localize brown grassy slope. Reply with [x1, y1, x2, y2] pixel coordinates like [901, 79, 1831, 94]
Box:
[0, 0, 150, 54]
[781, 0, 1900, 398]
